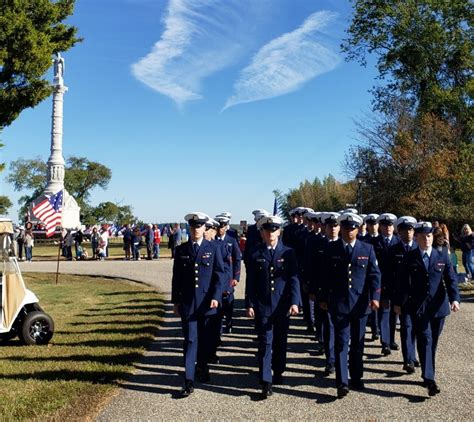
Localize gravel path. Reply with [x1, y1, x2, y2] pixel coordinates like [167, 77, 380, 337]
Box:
[20, 260, 474, 421]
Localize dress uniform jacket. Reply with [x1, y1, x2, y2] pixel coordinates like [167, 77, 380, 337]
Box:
[216, 234, 242, 292]
[370, 235, 400, 301]
[321, 239, 381, 315]
[172, 239, 227, 319]
[394, 246, 460, 318]
[245, 241, 301, 317]
[243, 223, 262, 265]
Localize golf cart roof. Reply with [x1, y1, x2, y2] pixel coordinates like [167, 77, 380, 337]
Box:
[0, 218, 14, 234]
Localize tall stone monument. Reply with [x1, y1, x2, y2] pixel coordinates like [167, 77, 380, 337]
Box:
[29, 53, 81, 229]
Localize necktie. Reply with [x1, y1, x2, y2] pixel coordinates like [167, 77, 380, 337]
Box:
[423, 252, 429, 270]
[193, 242, 199, 255]
[269, 248, 275, 259]
[405, 243, 410, 253]
[346, 244, 353, 258]
[385, 237, 390, 248]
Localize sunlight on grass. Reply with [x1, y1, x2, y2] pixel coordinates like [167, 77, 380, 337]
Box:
[0, 273, 164, 421]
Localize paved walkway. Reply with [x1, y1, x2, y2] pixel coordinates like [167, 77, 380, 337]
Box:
[20, 260, 474, 420]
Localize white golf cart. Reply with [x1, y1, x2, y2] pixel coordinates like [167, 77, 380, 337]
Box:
[0, 218, 54, 345]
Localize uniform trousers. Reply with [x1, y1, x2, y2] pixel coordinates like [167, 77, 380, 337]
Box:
[221, 294, 234, 330]
[368, 309, 379, 336]
[332, 311, 369, 386]
[377, 301, 391, 346]
[413, 315, 445, 381]
[256, 314, 290, 383]
[400, 312, 417, 364]
[390, 308, 398, 345]
[314, 305, 324, 343]
[181, 314, 213, 381]
[321, 309, 335, 365]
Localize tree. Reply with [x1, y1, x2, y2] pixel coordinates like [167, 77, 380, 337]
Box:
[7, 156, 116, 220]
[0, 195, 12, 214]
[344, 106, 474, 222]
[276, 175, 356, 220]
[342, 0, 473, 136]
[0, 136, 11, 214]
[89, 202, 134, 227]
[0, 0, 80, 129]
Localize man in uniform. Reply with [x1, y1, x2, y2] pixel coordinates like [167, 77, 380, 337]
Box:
[171, 212, 226, 397]
[319, 213, 381, 398]
[370, 213, 400, 355]
[243, 209, 269, 268]
[245, 215, 301, 398]
[361, 213, 380, 340]
[308, 212, 341, 375]
[389, 216, 419, 373]
[215, 215, 242, 333]
[394, 222, 460, 396]
[216, 212, 238, 239]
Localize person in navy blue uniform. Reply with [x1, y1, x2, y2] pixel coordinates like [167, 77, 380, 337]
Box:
[308, 212, 341, 375]
[216, 212, 238, 239]
[172, 212, 226, 397]
[245, 215, 301, 399]
[303, 211, 325, 352]
[281, 207, 301, 248]
[319, 212, 381, 399]
[394, 222, 460, 396]
[215, 215, 242, 334]
[361, 213, 380, 340]
[389, 216, 419, 374]
[243, 209, 269, 268]
[370, 213, 400, 355]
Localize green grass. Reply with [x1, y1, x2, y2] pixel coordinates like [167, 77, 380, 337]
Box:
[0, 273, 165, 421]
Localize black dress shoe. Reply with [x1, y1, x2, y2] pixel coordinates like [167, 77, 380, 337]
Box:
[307, 325, 315, 334]
[414, 359, 420, 367]
[208, 355, 220, 364]
[403, 362, 415, 374]
[261, 382, 273, 398]
[390, 342, 400, 351]
[314, 343, 325, 355]
[337, 384, 349, 399]
[349, 379, 365, 391]
[381, 345, 391, 356]
[324, 364, 335, 376]
[272, 373, 284, 385]
[223, 326, 232, 334]
[179, 380, 194, 397]
[371, 333, 380, 341]
[426, 380, 440, 396]
[197, 366, 210, 383]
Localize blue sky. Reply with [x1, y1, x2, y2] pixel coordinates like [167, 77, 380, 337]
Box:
[2, 0, 379, 224]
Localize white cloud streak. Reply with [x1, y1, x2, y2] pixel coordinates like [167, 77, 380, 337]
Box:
[223, 11, 341, 110]
[131, 0, 263, 107]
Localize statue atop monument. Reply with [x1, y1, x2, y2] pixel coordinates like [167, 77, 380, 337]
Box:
[53, 53, 65, 85]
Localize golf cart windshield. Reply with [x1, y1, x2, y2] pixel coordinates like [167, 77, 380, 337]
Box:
[0, 219, 28, 331]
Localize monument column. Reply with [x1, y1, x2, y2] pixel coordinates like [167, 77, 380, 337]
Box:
[29, 53, 81, 229]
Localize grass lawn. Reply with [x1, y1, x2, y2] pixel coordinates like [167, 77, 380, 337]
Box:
[0, 272, 164, 421]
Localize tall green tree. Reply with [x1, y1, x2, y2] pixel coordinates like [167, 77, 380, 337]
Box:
[89, 202, 134, 227]
[7, 156, 115, 220]
[342, 0, 473, 136]
[0, 0, 80, 129]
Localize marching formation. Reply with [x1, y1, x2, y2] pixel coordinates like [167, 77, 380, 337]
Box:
[171, 208, 461, 400]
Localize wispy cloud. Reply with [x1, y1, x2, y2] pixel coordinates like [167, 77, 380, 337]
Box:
[131, 0, 267, 107]
[223, 11, 341, 110]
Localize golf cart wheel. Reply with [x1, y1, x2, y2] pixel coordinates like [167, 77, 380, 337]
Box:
[20, 311, 54, 345]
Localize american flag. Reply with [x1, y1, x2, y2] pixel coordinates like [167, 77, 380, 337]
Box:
[32, 190, 63, 237]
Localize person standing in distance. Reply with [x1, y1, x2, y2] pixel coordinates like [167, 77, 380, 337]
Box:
[172, 212, 226, 397]
[394, 222, 460, 396]
[319, 213, 381, 399]
[245, 215, 301, 399]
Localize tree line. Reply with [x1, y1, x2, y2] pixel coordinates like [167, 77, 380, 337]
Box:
[279, 0, 473, 234]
